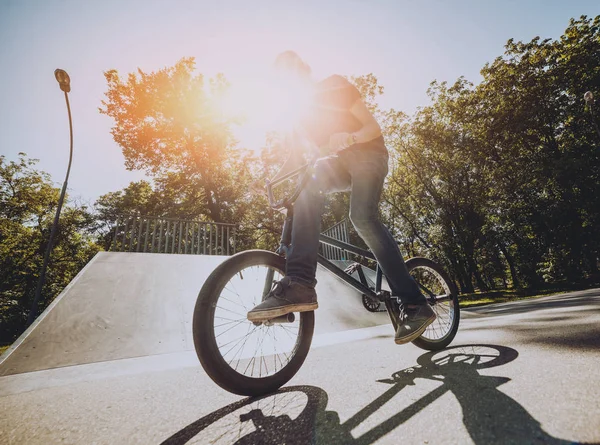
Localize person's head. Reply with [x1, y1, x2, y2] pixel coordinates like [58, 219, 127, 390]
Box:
[273, 51, 312, 82]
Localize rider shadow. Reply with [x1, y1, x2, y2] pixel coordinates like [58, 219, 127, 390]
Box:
[161, 344, 579, 445]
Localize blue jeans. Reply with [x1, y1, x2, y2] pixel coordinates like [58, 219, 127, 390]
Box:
[285, 137, 426, 304]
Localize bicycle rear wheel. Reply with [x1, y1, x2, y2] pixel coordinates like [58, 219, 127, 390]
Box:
[193, 250, 314, 396]
[406, 257, 460, 351]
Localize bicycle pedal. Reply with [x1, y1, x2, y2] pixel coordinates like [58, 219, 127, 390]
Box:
[263, 313, 296, 326]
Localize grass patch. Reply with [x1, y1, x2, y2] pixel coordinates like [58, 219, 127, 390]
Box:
[0, 345, 9, 355]
[458, 285, 589, 307]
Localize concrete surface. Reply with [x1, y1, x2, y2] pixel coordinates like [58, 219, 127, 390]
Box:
[1, 253, 599, 444]
[0, 252, 389, 376]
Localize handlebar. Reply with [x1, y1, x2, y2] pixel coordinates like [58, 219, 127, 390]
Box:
[266, 158, 316, 210]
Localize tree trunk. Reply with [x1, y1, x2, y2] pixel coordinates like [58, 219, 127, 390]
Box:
[447, 252, 466, 293]
[499, 243, 521, 289]
[205, 188, 221, 222]
[456, 254, 474, 293]
[466, 253, 488, 291]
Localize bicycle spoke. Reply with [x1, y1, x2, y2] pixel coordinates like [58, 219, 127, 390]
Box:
[253, 327, 269, 377]
[225, 332, 253, 366]
[215, 305, 246, 318]
[261, 353, 269, 378]
[218, 293, 245, 309]
[215, 319, 247, 339]
[275, 326, 293, 363]
[221, 324, 257, 356]
[269, 328, 281, 372]
[435, 303, 451, 315]
[280, 325, 299, 337]
[226, 277, 250, 312]
[214, 315, 245, 321]
[230, 326, 258, 370]
[243, 354, 255, 375]
[214, 318, 246, 328]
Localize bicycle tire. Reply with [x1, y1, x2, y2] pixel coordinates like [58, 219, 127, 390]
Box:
[406, 257, 460, 351]
[193, 250, 315, 396]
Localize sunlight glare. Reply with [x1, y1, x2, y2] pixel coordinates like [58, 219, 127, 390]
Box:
[217, 76, 312, 134]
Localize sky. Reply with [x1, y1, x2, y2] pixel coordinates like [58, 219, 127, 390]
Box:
[1, 0, 598, 206]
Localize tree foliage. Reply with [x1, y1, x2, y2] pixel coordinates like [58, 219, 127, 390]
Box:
[0, 154, 100, 343]
[99, 58, 255, 224]
[97, 15, 600, 293]
[97, 60, 382, 252]
[5, 14, 600, 348]
[383, 15, 600, 291]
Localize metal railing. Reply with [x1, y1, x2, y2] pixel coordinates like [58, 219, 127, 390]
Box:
[110, 216, 237, 255]
[320, 219, 350, 260]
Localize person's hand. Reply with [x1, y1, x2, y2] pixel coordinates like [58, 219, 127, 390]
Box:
[329, 132, 355, 152]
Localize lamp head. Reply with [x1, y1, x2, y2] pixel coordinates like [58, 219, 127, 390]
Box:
[54, 69, 71, 93]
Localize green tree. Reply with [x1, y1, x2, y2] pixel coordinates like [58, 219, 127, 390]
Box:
[0, 154, 100, 344]
[97, 71, 385, 253]
[99, 58, 255, 224]
[96, 16, 600, 296]
[382, 15, 600, 292]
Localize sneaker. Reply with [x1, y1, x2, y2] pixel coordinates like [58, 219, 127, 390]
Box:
[394, 303, 436, 345]
[247, 277, 318, 322]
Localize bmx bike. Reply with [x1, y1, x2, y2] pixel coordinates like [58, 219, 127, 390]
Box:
[192, 158, 460, 396]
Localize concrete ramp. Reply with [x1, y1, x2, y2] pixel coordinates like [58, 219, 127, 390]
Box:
[0, 252, 389, 377]
[0, 252, 227, 376]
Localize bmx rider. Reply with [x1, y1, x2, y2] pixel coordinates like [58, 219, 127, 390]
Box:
[247, 51, 436, 345]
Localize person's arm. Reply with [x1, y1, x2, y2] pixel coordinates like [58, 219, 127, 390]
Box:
[328, 99, 382, 151]
[349, 99, 382, 143]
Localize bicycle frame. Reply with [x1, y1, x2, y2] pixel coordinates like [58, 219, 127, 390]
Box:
[265, 158, 451, 330]
[318, 231, 454, 306]
[278, 206, 382, 301]
[274, 204, 405, 329]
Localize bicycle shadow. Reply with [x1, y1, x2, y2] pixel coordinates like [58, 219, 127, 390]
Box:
[161, 344, 580, 444]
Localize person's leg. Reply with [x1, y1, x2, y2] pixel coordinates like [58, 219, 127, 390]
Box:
[341, 148, 435, 344]
[285, 157, 351, 285]
[247, 156, 351, 322]
[342, 149, 425, 303]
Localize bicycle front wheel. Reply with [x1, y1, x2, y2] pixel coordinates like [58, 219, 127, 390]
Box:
[193, 250, 314, 396]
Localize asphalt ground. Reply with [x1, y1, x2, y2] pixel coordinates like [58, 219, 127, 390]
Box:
[2, 285, 599, 444]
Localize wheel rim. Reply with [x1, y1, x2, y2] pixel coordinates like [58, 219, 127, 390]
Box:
[212, 264, 303, 379]
[409, 265, 456, 342]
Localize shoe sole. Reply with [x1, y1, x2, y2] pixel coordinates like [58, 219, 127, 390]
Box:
[394, 313, 437, 345]
[247, 302, 319, 322]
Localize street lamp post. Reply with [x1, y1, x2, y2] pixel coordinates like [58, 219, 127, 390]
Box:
[584, 91, 600, 140]
[27, 69, 74, 326]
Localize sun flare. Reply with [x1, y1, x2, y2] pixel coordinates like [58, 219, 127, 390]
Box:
[217, 77, 312, 135]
